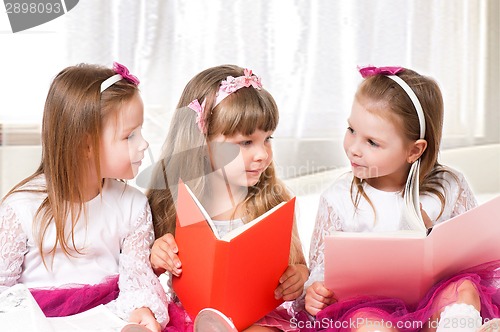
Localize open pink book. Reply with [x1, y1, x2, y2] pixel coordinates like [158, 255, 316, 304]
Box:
[324, 195, 500, 305]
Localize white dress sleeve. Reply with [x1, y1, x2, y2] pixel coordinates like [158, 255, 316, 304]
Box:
[0, 203, 28, 292]
[305, 193, 343, 289]
[106, 203, 170, 328]
[449, 171, 478, 217]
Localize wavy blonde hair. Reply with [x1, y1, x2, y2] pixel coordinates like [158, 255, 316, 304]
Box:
[147, 65, 305, 264]
[2, 63, 139, 267]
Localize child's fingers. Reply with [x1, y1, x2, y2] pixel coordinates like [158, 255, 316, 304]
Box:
[128, 308, 161, 332]
[305, 283, 335, 316]
[306, 282, 336, 304]
[305, 297, 327, 316]
[277, 273, 302, 300]
[275, 265, 309, 300]
[160, 234, 182, 269]
[314, 283, 335, 299]
[162, 233, 179, 253]
[150, 235, 182, 276]
[274, 265, 303, 299]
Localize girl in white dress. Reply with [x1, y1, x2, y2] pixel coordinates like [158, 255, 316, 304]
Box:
[0, 62, 168, 331]
[146, 65, 309, 331]
[304, 66, 500, 332]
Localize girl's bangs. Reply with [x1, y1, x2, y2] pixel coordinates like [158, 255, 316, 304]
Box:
[213, 88, 278, 136]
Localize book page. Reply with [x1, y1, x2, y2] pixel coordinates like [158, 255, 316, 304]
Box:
[0, 284, 54, 332]
[221, 201, 286, 241]
[182, 183, 221, 238]
[182, 181, 288, 242]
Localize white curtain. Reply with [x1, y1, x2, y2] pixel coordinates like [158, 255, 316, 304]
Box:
[1, 0, 497, 171]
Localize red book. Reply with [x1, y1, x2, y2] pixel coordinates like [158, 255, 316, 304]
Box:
[324, 195, 500, 305]
[172, 181, 295, 330]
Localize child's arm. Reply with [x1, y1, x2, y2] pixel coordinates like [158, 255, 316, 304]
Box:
[108, 202, 169, 329]
[303, 190, 342, 315]
[0, 203, 27, 291]
[450, 170, 478, 217]
[150, 233, 182, 277]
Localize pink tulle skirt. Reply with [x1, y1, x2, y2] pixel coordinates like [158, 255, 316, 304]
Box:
[163, 301, 194, 332]
[30, 275, 120, 317]
[304, 261, 500, 332]
[164, 300, 310, 332]
[28, 274, 189, 332]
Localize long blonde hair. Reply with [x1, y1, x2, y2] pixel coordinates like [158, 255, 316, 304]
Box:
[147, 65, 305, 264]
[351, 68, 454, 218]
[2, 63, 139, 266]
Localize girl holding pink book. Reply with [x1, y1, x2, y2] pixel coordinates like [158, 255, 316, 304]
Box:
[303, 66, 500, 331]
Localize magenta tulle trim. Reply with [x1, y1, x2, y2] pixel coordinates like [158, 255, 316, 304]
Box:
[162, 301, 309, 331]
[305, 261, 500, 332]
[163, 301, 194, 332]
[30, 275, 120, 317]
[255, 307, 311, 332]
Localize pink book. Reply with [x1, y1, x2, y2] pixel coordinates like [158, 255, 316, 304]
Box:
[324, 195, 500, 305]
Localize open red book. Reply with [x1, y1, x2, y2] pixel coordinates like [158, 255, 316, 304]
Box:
[325, 195, 500, 305]
[172, 180, 295, 330]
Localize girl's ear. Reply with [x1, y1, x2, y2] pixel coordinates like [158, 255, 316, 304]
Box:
[407, 139, 427, 163]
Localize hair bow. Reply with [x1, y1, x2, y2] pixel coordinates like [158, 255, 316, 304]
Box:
[241, 68, 262, 89]
[113, 62, 140, 85]
[358, 66, 404, 78]
[220, 68, 262, 93]
[188, 99, 207, 134]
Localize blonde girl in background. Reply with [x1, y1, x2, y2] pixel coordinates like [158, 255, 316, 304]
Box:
[303, 66, 500, 332]
[0, 63, 168, 331]
[146, 64, 309, 331]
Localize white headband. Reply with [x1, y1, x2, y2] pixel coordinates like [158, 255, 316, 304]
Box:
[386, 75, 426, 139]
[100, 74, 123, 93]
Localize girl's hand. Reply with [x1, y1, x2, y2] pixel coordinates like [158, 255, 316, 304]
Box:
[128, 307, 161, 332]
[274, 264, 309, 301]
[150, 233, 182, 276]
[305, 281, 336, 316]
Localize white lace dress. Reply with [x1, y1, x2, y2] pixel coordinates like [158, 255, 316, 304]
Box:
[0, 176, 169, 327]
[306, 166, 478, 289]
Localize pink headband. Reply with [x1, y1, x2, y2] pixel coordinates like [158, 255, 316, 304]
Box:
[188, 68, 263, 133]
[358, 65, 425, 139]
[100, 62, 140, 93]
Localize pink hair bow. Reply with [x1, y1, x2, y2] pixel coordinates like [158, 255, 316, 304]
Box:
[188, 99, 207, 133]
[220, 68, 262, 93]
[241, 68, 262, 89]
[358, 65, 404, 78]
[113, 62, 140, 85]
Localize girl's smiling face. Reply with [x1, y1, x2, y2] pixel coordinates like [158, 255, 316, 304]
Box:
[210, 129, 274, 188]
[99, 93, 149, 180]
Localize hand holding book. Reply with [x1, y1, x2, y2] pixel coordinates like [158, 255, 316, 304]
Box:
[150, 233, 182, 277]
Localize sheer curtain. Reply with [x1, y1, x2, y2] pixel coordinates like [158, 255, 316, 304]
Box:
[1, 0, 496, 175]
